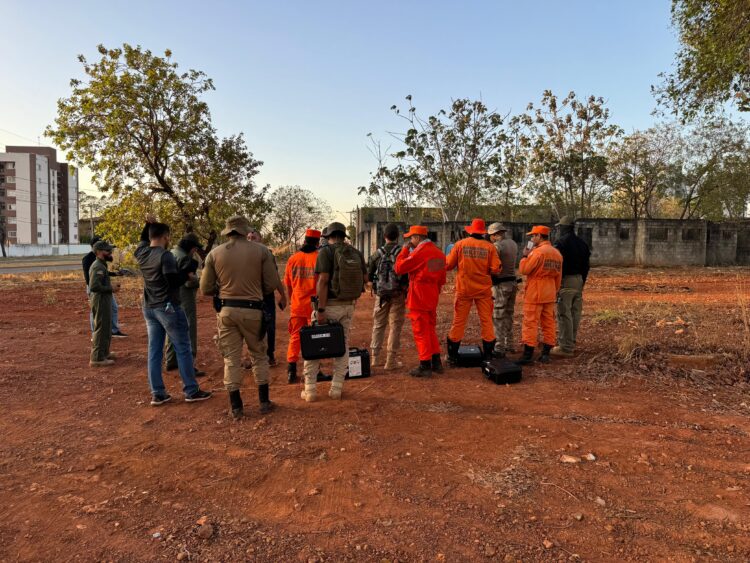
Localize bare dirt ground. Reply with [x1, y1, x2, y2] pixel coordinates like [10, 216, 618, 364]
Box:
[0, 267, 749, 562]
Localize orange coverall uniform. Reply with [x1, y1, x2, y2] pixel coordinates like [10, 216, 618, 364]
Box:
[518, 240, 563, 347]
[446, 236, 501, 342]
[394, 241, 447, 361]
[284, 249, 319, 363]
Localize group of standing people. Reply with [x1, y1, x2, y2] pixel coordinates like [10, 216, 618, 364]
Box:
[85, 212, 589, 419]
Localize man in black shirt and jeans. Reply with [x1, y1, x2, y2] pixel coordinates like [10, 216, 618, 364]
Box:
[135, 215, 212, 406]
[552, 216, 591, 357]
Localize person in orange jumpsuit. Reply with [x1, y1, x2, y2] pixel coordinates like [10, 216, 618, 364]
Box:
[394, 225, 447, 377]
[445, 218, 501, 364]
[517, 225, 563, 365]
[283, 229, 321, 383]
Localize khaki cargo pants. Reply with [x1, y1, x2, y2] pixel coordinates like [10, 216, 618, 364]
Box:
[557, 274, 584, 353]
[370, 293, 406, 357]
[303, 303, 353, 397]
[217, 306, 268, 392]
[492, 281, 517, 353]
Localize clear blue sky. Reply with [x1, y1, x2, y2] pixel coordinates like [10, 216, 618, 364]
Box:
[0, 0, 678, 219]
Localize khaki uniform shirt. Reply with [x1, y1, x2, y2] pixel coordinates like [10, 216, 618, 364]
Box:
[200, 237, 281, 300]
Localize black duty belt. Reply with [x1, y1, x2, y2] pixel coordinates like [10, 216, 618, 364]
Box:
[221, 299, 264, 309]
[494, 276, 517, 283]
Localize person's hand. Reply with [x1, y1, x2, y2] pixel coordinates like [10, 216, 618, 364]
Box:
[317, 311, 328, 324]
[522, 247, 531, 258]
[278, 294, 287, 311]
[113, 282, 121, 293]
[145, 213, 156, 223]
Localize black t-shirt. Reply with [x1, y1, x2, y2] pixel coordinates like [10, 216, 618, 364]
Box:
[135, 242, 180, 307]
[82, 251, 96, 286]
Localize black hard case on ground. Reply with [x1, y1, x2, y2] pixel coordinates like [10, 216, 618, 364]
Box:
[346, 348, 371, 379]
[456, 345, 484, 367]
[300, 322, 346, 360]
[482, 357, 523, 384]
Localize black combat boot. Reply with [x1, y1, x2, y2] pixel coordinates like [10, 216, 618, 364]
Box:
[516, 345, 535, 365]
[229, 390, 244, 419]
[287, 362, 298, 384]
[447, 338, 461, 367]
[258, 383, 275, 414]
[482, 340, 496, 361]
[410, 360, 433, 378]
[431, 353, 444, 374]
[538, 344, 553, 364]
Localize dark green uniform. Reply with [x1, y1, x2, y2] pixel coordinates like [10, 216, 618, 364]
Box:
[165, 246, 200, 367]
[89, 258, 113, 362]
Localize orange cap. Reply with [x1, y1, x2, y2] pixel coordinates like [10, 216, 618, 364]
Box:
[465, 218, 487, 235]
[526, 225, 551, 236]
[305, 229, 322, 238]
[404, 225, 428, 238]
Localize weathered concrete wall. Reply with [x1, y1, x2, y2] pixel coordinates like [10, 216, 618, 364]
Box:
[635, 220, 707, 267]
[355, 208, 750, 266]
[706, 223, 739, 266]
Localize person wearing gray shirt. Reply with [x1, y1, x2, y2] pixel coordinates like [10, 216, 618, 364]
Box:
[488, 223, 519, 357]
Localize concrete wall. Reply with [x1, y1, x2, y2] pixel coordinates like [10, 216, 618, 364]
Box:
[5, 243, 90, 257]
[355, 208, 750, 267]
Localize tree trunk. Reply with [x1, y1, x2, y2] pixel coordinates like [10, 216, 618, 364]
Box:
[205, 231, 218, 253]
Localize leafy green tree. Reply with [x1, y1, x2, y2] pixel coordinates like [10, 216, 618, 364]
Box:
[656, 0, 750, 119]
[267, 186, 332, 249]
[46, 44, 267, 250]
[665, 116, 749, 219]
[607, 125, 677, 219]
[521, 90, 622, 218]
[390, 96, 513, 223]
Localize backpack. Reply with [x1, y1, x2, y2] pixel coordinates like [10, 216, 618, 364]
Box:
[374, 245, 405, 298]
[326, 243, 365, 301]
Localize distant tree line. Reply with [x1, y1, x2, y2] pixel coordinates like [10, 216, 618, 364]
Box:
[359, 92, 750, 224]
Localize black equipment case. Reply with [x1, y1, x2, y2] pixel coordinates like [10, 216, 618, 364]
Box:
[482, 357, 522, 384]
[456, 345, 484, 367]
[300, 322, 346, 360]
[346, 348, 371, 379]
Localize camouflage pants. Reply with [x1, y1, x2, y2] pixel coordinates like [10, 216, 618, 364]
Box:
[492, 281, 517, 353]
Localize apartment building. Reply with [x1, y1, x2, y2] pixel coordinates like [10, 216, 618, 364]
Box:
[0, 146, 79, 246]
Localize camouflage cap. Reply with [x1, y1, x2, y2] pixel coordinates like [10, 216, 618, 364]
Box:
[92, 240, 114, 252]
[221, 215, 252, 237]
[487, 222, 509, 235]
[322, 221, 349, 238]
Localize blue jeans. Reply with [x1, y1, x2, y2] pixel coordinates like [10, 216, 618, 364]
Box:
[87, 288, 120, 333]
[143, 304, 199, 397]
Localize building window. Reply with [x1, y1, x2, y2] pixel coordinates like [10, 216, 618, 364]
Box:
[648, 227, 669, 241]
[598, 226, 609, 237]
[7, 204, 12, 210]
[722, 230, 734, 241]
[5, 162, 14, 169]
[8, 231, 15, 237]
[681, 228, 701, 241]
[37, 232, 42, 238]
[38, 218, 42, 225]
[619, 228, 630, 240]
[6, 176, 14, 184]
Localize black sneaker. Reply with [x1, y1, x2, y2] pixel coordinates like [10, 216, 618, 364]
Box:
[150, 394, 172, 406]
[185, 389, 212, 402]
[112, 330, 128, 338]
